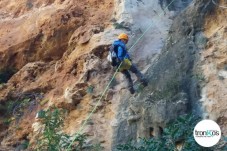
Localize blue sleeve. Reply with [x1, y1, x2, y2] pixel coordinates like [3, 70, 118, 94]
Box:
[125, 53, 130, 60]
[117, 46, 124, 61]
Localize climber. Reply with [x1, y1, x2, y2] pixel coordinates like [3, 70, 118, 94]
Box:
[109, 33, 148, 94]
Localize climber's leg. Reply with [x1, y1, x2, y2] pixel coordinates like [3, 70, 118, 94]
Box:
[121, 70, 135, 94]
[129, 64, 148, 86]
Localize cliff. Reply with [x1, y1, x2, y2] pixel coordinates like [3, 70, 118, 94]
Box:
[0, 0, 226, 150]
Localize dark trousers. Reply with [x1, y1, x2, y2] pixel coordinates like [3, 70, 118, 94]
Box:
[121, 64, 144, 89]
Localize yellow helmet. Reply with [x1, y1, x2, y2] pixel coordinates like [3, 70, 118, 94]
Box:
[118, 33, 129, 41]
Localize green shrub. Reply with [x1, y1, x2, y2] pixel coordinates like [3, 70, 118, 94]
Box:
[6, 101, 16, 115]
[36, 107, 70, 151]
[13, 98, 31, 117]
[194, 73, 205, 82]
[35, 107, 99, 151]
[0, 98, 31, 120]
[117, 114, 211, 151]
[21, 140, 29, 149]
[3, 117, 14, 125]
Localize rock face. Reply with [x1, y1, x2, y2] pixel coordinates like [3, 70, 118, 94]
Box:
[0, 0, 115, 149]
[0, 0, 226, 150]
[201, 0, 227, 135]
[112, 0, 226, 149]
[0, 0, 113, 70]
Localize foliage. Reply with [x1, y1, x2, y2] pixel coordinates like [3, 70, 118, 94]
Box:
[1, 93, 42, 126]
[35, 107, 99, 151]
[5, 101, 17, 115]
[194, 73, 205, 82]
[223, 137, 227, 150]
[1, 98, 31, 126]
[21, 140, 30, 149]
[13, 98, 31, 117]
[36, 107, 68, 151]
[0, 83, 4, 87]
[1, 98, 32, 116]
[2, 117, 14, 125]
[117, 114, 211, 151]
[91, 143, 103, 151]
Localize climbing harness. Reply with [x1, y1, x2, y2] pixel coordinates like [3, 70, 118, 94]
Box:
[119, 59, 132, 72]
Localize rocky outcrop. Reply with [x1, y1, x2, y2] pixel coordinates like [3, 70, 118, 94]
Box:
[0, 0, 113, 70]
[0, 0, 114, 149]
[201, 0, 227, 135]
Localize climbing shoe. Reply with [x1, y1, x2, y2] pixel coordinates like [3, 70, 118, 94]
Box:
[129, 87, 135, 94]
[141, 78, 148, 87]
